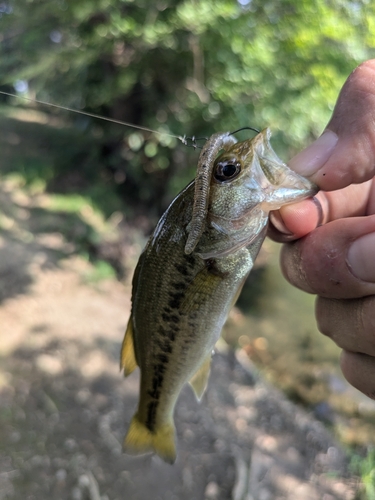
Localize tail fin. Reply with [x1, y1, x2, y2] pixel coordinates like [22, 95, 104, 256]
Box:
[124, 414, 177, 464]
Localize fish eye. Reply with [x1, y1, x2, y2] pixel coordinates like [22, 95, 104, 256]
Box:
[213, 159, 242, 183]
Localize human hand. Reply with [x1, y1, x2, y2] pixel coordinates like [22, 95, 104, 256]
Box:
[269, 60, 375, 399]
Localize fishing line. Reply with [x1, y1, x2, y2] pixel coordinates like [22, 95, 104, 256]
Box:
[230, 126, 260, 135]
[0, 90, 188, 144]
[183, 126, 260, 151]
[0, 91, 260, 149]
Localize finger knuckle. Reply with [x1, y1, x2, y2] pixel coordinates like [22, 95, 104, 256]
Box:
[315, 297, 344, 344]
[315, 297, 332, 337]
[361, 296, 375, 338]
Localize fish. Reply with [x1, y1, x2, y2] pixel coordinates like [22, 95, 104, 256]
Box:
[120, 128, 318, 464]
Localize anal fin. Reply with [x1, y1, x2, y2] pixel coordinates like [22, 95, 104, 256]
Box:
[189, 353, 212, 401]
[120, 315, 138, 376]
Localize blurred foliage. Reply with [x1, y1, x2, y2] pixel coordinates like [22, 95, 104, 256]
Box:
[0, 0, 375, 216]
[351, 448, 375, 499]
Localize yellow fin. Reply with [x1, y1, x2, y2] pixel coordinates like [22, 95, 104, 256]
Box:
[124, 414, 176, 464]
[120, 316, 137, 376]
[189, 353, 212, 401]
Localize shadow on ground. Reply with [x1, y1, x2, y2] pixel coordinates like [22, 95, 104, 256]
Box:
[0, 335, 358, 499]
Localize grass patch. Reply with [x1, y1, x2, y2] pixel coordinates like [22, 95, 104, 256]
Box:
[351, 449, 375, 500]
[44, 193, 92, 213]
[83, 259, 117, 283]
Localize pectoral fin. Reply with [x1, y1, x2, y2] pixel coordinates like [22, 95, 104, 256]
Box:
[189, 353, 212, 401]
[120, 315, 138, 376]
[180, 266, 223, 314]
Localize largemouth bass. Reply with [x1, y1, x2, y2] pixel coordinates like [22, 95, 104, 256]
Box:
[120, 128, 317, 463]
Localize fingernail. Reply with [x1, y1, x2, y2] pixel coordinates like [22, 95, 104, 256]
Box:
[269, 211, 293, 235]
[347, 233, 375, 282]
[289, 130, 338, 177]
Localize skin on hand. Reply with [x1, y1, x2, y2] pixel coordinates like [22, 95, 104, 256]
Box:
[268, 60, 375, 399]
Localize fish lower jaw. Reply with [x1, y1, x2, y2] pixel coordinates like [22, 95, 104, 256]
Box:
[260, 186, 318, 212]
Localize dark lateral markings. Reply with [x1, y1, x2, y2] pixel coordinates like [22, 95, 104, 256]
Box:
[145, 314, 181, 431]
[146, 400, 159, 431]
[174, 263, 189, 276]
[174, 253, 197, 276]
[158, 323, 178, 342]
[159, 339, 173, 353]
[146, 356, 169, 431]
[171, 281, 186, 291]
[168, 291, 184, 310]
[169, 314, 180, 324]
[145, 252, 200, 432]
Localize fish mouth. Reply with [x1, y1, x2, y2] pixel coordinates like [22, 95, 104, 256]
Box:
[258, 167, 319, 211]
[242, 128, 319, 211]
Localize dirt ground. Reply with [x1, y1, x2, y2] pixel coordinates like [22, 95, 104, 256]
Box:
[0, 180, 361, 500]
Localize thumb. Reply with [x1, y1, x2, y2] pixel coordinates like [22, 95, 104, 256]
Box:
[269, 60, 375, 241]
[289, 60, 375, 190]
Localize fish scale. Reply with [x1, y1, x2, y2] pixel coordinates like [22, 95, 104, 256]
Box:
[120, 128, 318, 463]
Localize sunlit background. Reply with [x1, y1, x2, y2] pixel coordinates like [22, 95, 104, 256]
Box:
[1, 1, 375, 499]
